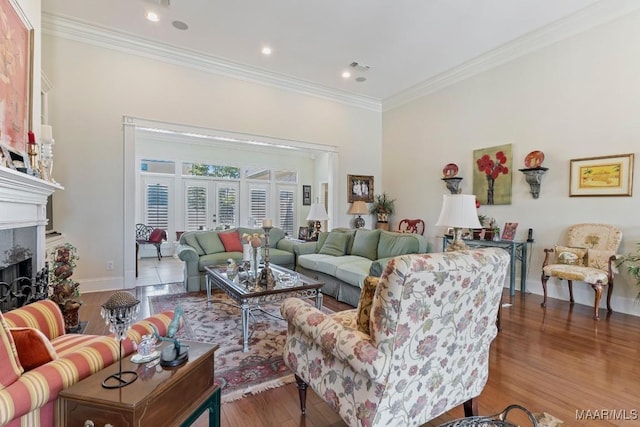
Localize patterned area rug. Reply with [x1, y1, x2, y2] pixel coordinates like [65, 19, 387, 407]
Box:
[149, 290, 300, 403]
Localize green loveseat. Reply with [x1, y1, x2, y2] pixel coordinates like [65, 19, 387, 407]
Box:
[176, 227, 296, 291]
[294, 228, 428, 306]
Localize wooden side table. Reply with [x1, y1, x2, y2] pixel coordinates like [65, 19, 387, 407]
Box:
[56, 341, 220, 427]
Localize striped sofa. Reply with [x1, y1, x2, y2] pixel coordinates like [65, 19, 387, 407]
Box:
[0, 299, 174, 427]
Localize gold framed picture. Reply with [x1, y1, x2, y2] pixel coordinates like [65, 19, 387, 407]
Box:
[569, 153, 634, 197]
[347, 174, 374, 203]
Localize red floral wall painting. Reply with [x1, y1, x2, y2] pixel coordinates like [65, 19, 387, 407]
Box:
[0, 0, 33, 153]
[473, 143, 513, 205]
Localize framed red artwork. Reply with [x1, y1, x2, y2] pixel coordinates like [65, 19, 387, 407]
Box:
[501, 222, 519, 241]
[0, 0, 33, 153]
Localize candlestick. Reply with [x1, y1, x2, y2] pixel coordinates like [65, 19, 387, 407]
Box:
[28, 131, 35, 144]
[262, 218, 273, 228]
[41, 125, 53, 141]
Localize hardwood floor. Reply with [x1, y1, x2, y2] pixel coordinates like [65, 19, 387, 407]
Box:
[79, 258, 640, 426]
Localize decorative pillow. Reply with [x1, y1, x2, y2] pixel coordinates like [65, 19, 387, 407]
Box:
[218, 231, 243, 252]
[182, 233, 205, 255]
[356, 276, 379, 335]
[378, 231, 419, 259]
[318, 232, 349, 256]
[0, 315, 23, 389]
[554, 245, 587, 266]
[9, 327, 58, 371]
[586, 249, 616, 272]
[351, 229, 381, 261]
[315, 232, 329, 252]
[195, 232, 225, 254]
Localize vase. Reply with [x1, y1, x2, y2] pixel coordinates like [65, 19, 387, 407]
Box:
[377, 213, 389, 223]
[60, 303, 81, 333]
[250, 247, 261, 279]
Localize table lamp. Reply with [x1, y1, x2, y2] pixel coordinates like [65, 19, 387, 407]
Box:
[349, 201, 368, 229]
[306, 200, 329, 240]
[100, 291, 141, 388]
[435, 194, 481, 251]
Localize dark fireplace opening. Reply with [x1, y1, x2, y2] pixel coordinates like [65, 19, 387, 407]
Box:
[0, 226, 47, 312]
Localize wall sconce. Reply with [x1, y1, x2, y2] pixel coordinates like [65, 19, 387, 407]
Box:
[519, 167, 548, 199]
[441, 177, 463, 194]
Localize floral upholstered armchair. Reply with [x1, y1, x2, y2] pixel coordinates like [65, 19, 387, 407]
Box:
[281, 248, 509, 427]
[541, 223, 622, 320]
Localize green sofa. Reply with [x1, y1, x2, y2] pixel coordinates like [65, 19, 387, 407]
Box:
[176, 227, 296, 291]
[294, 228, 428, 306]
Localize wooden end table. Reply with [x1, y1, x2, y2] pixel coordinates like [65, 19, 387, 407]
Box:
[56, 341, 220, 427]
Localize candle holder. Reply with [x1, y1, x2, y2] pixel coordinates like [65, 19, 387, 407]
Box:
[27, 142, 38, 176]
[257, 225, 275, 289]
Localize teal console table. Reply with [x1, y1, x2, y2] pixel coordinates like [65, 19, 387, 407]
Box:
[441, 237, 528, 296]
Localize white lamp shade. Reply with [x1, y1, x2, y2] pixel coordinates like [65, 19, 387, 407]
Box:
[435, 194, 482, 229]
[348, 201, 368, 215]
[306, 203, 329, 221]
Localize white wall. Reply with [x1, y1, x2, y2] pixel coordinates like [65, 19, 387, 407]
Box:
[382, 10, 640, 314]
[42, 35, 381, 292]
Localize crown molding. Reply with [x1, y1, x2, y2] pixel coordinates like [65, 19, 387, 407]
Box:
[383, 0, 640, 111]
[42, 13, 382, 113]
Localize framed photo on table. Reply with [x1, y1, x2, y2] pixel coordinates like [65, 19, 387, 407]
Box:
[569, 153, 634, 197]
[0, 0, 34, 153]
[348, 175, 374, 203]
[298, 226, 309, 240]
[502, 223, 518, 241]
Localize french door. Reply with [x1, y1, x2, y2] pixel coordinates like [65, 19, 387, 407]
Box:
[184, 179, 239, 231]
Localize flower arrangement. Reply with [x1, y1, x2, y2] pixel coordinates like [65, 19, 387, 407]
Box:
[369, 193, 395, 215]
[49, 243, 81, 310]
[476, 151, 509, 205]
[242, 232, 263, 248]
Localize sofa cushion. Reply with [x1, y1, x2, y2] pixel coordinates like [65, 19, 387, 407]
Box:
[315, 255, 365, 277]
[377, 231, 420, 259]
[335, 258, 373, 287]
[356, 276, 379, 335]
[351, 229, 381, 261]
[297, 254, 336, 271]
[183, 233, 205, 255]
[195, 232, 225, 254]
[315, 231, 329, 252]
[219, 231, 243, 252]
[10, 327, 58, 371]
[0, 315, 23, 389]
[319, 232, 349, 256]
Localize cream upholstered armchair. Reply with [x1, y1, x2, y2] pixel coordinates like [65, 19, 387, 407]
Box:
[541, 223, 622, 320]
[281, 248, 509, 427]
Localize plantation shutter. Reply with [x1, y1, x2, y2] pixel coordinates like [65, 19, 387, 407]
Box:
[217, 186, 238, 229]
[186, 185, 207, 231]
[145, 183, 169, 229]
[249, 188, 268, 227]
[278, 188, 294, 236]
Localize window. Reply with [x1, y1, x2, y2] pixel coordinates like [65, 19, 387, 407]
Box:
[274, 170, 297, 183]
[278, 187, 295, 236]
[183, 162, 240, 178]
[245, 167, 270, 180]
[145, 183, 169, 229]
[141, 159, 175, 174]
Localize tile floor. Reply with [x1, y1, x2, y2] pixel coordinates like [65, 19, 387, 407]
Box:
[135, 255, 184, 287]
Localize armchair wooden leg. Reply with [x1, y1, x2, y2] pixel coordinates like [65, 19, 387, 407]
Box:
[463, 397, 478, 417]
[591, 281, 603, 320]
[294, 375, 308, 415]
[540, 274, 549, 307]
[606, 281, 614, 313]
[567, 280, 575, 305]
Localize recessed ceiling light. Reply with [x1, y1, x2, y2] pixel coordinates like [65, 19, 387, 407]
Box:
[262, 47, 272, 55]
[172, 20, 188, 30]
[341, 71, 351, 79]
[146, 12, 160, 22]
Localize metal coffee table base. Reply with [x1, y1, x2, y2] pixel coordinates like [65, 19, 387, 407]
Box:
[205, 272, 323, 352]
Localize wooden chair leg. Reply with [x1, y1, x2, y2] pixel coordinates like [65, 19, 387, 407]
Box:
[155, 243, 162, 260]
[540, 274, 549, 307]
[568, 280, 574, 305]
[606, 280, 614, 313]
[463, 397, 478, 417]
[294, 375, 308, 415]
[591, 281, 603, 320]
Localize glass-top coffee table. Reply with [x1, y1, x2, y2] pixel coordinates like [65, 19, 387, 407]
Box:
[204, 264, 324, 352]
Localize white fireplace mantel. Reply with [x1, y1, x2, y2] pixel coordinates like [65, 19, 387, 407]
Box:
[0, 167, 63, 269]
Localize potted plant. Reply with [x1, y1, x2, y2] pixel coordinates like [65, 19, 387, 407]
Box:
[369, 193, 395, 223]
[618, 243, 640, 301]
[49, 243, 82, 332]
